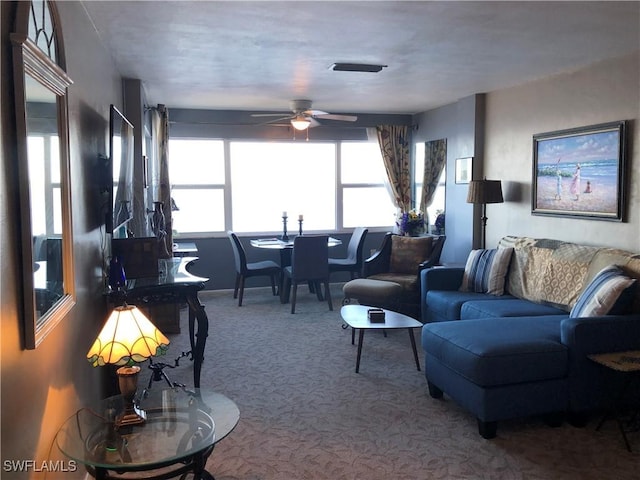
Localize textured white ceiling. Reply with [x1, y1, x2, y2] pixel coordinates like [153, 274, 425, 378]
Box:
[81, 1, 640, 115]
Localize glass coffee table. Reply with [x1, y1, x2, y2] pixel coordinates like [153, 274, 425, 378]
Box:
[56, 387, 239, 480]
[341, 304, 422, 373]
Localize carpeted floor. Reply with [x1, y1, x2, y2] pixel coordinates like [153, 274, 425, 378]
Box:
[162, 285, 640, 480]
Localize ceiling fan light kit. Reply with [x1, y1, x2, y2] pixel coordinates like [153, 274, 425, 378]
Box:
[330, 63, 387, 73]
[291, 115, 311, 131]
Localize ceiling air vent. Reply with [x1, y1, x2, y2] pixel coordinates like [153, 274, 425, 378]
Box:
[330, 63, 387, 73]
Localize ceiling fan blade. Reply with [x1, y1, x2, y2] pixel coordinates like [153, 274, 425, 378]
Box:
[308, 117, 322, 128]
[313, 113, 358, 122]
[251, 113, 292, 118]
[256, 116, 294, 126]
[304, 109, 329, 116]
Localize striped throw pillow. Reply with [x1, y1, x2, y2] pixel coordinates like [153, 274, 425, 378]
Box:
[460, 248, 514, 295]
[569, 265, 636, 318]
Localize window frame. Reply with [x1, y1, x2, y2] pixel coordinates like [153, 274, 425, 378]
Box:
[167, 137, 396, 237]
[168, 138, 227, 234]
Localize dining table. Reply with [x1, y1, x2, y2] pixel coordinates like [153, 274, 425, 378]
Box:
[250, 236, 342, 303]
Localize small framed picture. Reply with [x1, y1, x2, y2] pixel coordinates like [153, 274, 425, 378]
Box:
[455, 157, 472, 184]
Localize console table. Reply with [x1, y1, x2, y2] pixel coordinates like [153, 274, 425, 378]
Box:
[109, 257, 209, 388]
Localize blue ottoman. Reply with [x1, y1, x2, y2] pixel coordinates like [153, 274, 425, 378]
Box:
[422, 316, 569, 438]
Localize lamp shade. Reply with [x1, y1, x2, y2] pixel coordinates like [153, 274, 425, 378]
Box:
[466, 179, 504, 204]
[87, 305, 170, 367]
[290, 115, 311, 131]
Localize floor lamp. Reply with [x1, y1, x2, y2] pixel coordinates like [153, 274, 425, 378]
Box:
[466, 179, 504, 249]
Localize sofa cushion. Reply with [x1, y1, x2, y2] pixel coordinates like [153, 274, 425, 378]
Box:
[585, 249, 640, 312]
[538, 243, 598, 309]
[569, 265, 636, 318]
[460, 299, 567, 319]
[460, 248, 513, 295]
[498, 236, 599, 309]
[507, 243, 553, 302]
[422, 316, 568, 386]
[426, 290, 514, 321]
[389, 235, 433, 275]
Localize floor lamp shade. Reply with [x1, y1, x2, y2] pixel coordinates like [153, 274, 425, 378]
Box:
[466, 179, 504, 249]
[466, 180, 504, 205]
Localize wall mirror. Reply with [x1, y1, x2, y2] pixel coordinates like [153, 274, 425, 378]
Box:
[11, 0, 75, 349]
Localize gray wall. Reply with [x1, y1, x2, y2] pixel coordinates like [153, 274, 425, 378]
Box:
[484, 52, 639, 251]
[412, 94, 484, 264]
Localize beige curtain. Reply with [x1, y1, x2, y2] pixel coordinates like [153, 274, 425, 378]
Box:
[376, 125, 412, 213]
[150, 105, 173, 258]
[419, 138, 447, 215]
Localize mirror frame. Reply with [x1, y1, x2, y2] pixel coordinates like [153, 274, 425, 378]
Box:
[11, 0, 75, 349]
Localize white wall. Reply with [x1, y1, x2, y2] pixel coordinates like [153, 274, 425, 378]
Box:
[484, 52, 640, 251]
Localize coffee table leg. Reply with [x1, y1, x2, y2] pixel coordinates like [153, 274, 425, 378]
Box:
[408, 328, 421, 371]
[356, 329, 365, 373]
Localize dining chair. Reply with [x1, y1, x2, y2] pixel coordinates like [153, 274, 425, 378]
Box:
[328, 227, 368, 280]
[228, 231, 281, 306]
[282, 235, 333, 314]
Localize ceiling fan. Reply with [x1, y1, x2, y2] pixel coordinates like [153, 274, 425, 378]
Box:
[251, 99, 358, 131]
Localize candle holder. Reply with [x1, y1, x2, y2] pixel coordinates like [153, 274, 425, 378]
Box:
[281, 215, 289, 241]
[298, 219, 303, 236]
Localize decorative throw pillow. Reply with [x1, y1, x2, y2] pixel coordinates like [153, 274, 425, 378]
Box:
[569, 265, 636, 318]
[389, 235, 433, 275]
[459, 248, 514, 295]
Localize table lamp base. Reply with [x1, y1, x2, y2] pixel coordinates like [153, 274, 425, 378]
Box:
[116, 365, 146, 428]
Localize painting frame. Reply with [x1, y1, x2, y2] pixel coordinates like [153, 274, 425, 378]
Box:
[455, 157, 472, 184]
[531, 121, 627, 221]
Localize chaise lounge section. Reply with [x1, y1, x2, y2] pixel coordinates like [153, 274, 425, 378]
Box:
[420, 236, 640, 438]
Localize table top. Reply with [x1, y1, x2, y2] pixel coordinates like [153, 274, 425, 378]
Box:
[172, 242, 198, 255]
[250, 236, 342, 249]
[341, 305, 423, 329]
[56, 388, 239, 470]
[589, 350, 640, 373]
[122, 257, 208, 290]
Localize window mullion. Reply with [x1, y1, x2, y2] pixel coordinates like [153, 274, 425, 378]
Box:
[336, 142, 342, 230]
[224, 139, 232, 232]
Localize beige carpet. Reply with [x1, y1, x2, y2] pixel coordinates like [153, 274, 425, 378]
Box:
[163, 285, 639, 480]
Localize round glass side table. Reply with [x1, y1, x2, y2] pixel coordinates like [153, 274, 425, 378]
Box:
[56, 388, 239, 480]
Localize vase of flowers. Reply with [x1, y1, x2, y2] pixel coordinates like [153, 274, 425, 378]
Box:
[397, 209, 426, 236]
[434, 210, 445, 235]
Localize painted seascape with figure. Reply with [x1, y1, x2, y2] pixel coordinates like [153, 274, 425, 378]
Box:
[532, 121, 626, 220]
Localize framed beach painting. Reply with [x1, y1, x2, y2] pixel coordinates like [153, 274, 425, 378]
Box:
[531, 121, 627, 221]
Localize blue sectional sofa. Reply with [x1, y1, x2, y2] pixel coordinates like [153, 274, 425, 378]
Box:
[420, 236, 640, 438]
